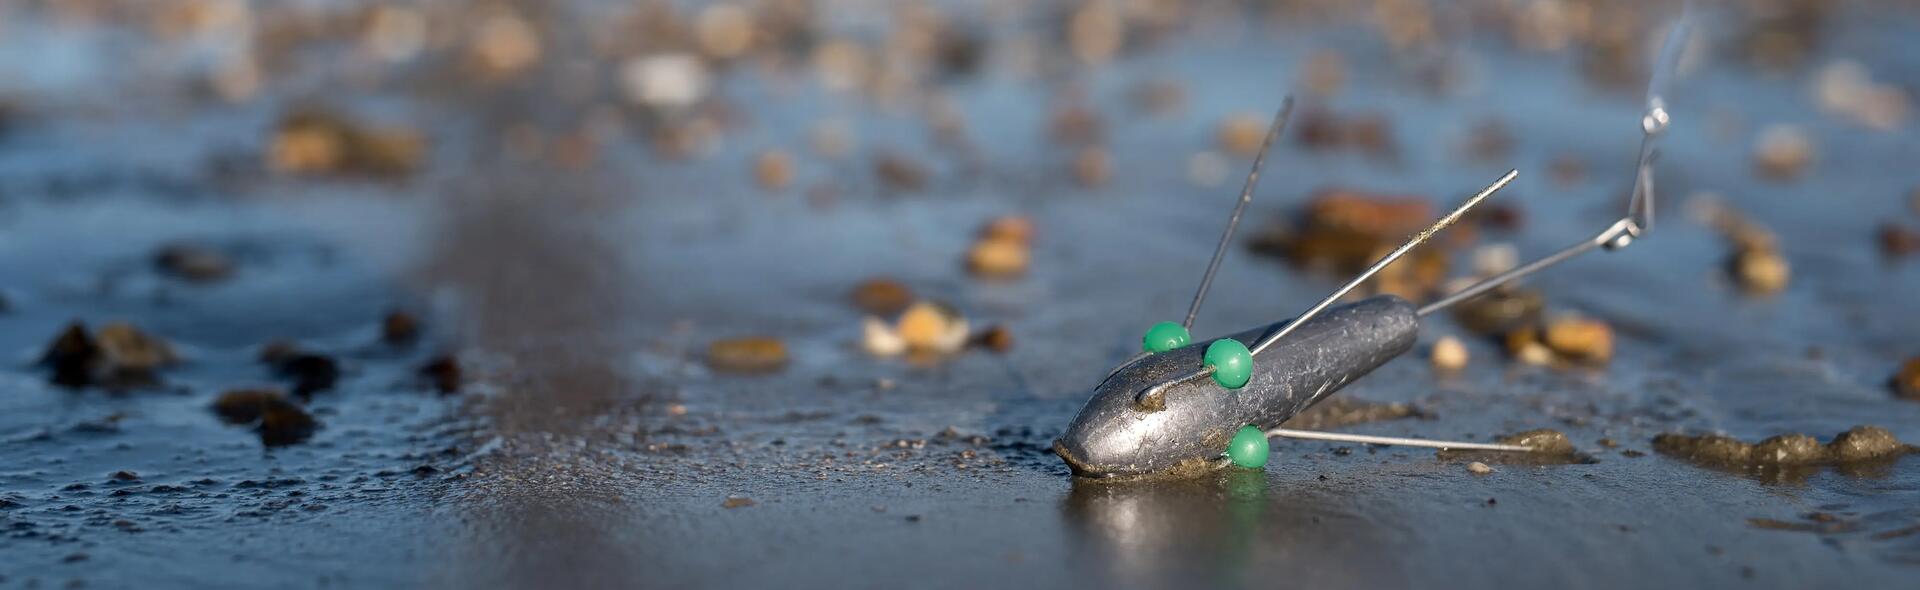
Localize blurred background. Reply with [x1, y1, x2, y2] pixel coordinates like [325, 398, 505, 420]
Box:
[1, 0, 1919, 588]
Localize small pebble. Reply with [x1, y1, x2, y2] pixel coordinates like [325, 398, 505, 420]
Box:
[1466, 461, 1493, 475]
[381, 311, 420, 345]
[721, 496, 756, 509]
[973, 324, 1015, 354]
[258, 397, 318, 446]
[874, 153, 928, 192]
[1877, 224, 1920, 257]
[706, 337, 789, 374]
[273, 353, 340, 396]
[1503, 327, 1553, 366]
[1753, 125, 1812, 181]
[418, 355, 462, 394]
[153, 243, 233, 283]
[1451, 287, 1543, 335]
[1730, 246, 1791, 294]
[1216, 112, 1269, 156]
[850, 277, 914, 316]
[95, 323, 177, 375]
[861, 316, 906, 357]
[1430, 336, 1469, 372]
[896, 302, 968, 354]
[966, 237, 1029, 279]
[1543, 317, 1613, 364]
[211, 388, 288, 424]
[1049, 103, 1103, 145]
[754, 150, 793, 191]
[1072, 146, 1110, 187]
[1892, 356, 1920, 399]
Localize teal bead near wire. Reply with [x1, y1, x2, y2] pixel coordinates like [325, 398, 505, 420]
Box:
[1141, 321, 1192, 353]
[1204, 339, 1253, 388]
[1227, 425, 1270, 468]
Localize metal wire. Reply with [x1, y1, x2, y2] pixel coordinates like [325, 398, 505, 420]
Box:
[1183, 97, 1295, 329]
[1265, 428, 1534, 452]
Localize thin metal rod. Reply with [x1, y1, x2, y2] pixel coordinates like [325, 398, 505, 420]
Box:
[1416, 219, 1624, 316]
[1137, 170, 1516, 405]
[1183, 97, 1296, 329]
[1249, 168, 1516, 355]
[1266, 428, 1534, 452]
[1416, 116, 1662, 318]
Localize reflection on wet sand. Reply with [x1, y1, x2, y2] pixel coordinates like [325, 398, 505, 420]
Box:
[1063, 469, 1407, 589]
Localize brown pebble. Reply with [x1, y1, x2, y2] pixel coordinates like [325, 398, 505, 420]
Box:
[41, 322, 101, 387]
[1828, 426, 1903, 462]
[1878, 224, 1920, 257]
[1049, 103, 1104, 145]
[850, 277, 914, 316]
[418, 355, 462, 394]
[1543, 317, 1613, 364]
[722, 496, 756, 508]
[269, 108, 424, 178]
[874, 153, 927, 192]
[1751, 434, 1824, 465]
[1895, 357, 1920, 399]
[1452, 287, 1543, 335]
[273, 353, 340, 396]
[381, 311, 420, 345]
[706, 337, 789, 374]
[211, 388, 288, 424]
[95, 323, 176, 375]
[1072, 147, 1111, 187]
[973, 324, 1014, 354]
[896, 301, 968, 354]
[1498, 429, 1574, 454]
[966, 237, 1029, 279]
[43, 322, 175, 388]
[1217, 112, 1269, 156]
[1466, 461, 1492, 475]
[1730, 246, 1791, 294]
[259, 397, 318, 446]
[754, 150, 793, 191]
[153, 244, 232, 283]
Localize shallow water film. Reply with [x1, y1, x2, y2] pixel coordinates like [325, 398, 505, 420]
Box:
[3, 1, 1920, 588]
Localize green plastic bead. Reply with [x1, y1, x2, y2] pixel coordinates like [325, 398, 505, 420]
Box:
[1142, 321, 1191, 353]
[1227, 425, 1270, 468]
[1204, 339, 1253, 389]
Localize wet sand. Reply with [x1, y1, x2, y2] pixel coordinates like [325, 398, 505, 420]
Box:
[3, 2, 1920, 588]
